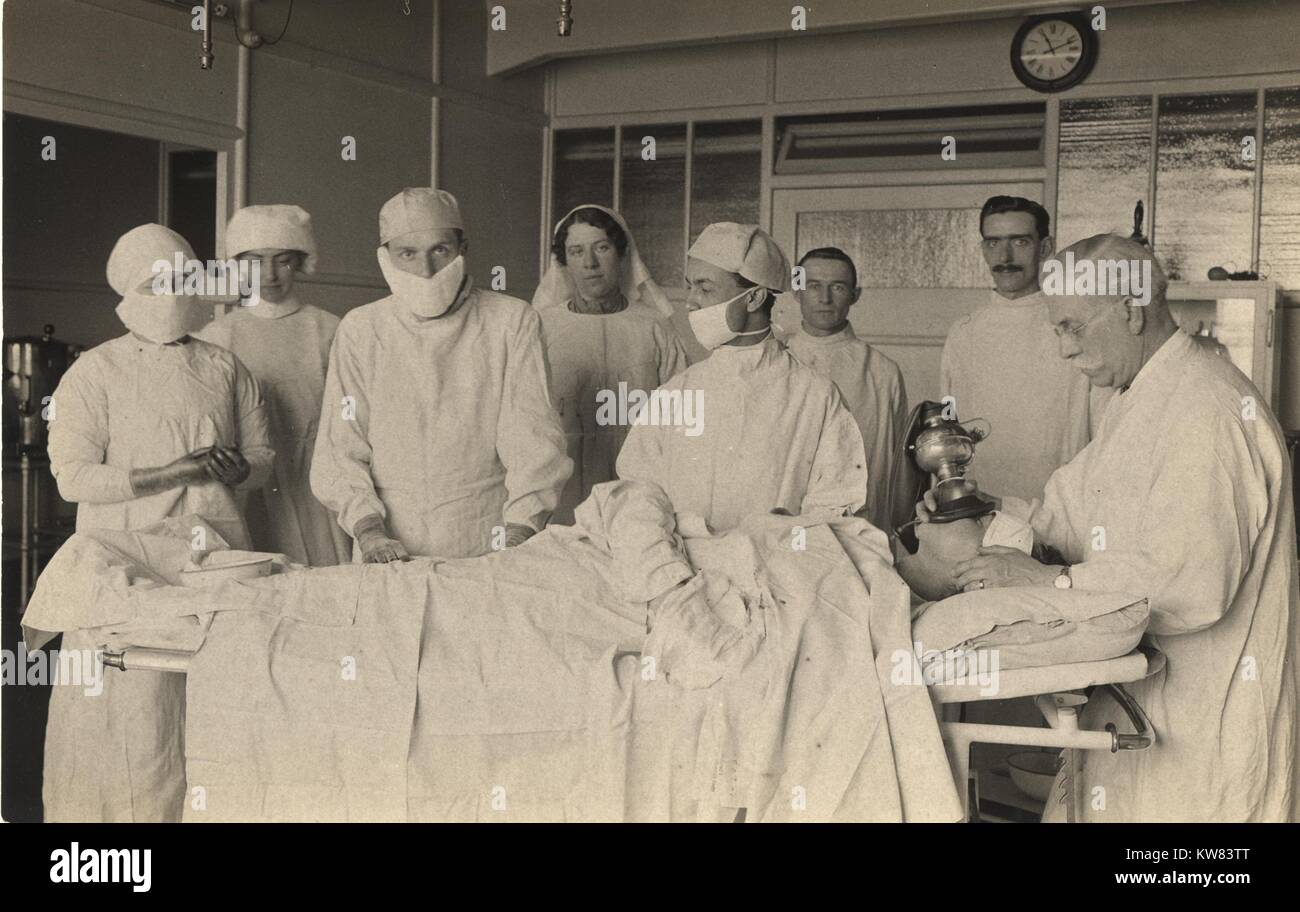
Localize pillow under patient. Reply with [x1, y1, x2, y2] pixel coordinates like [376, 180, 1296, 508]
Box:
[911, 588, 1149, 672]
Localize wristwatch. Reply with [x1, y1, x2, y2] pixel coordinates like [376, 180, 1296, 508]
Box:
[1053, 565, 1073, 590]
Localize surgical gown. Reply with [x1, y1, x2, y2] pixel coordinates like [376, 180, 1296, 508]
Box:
[1027, 332, 1298, 822]
[44, 333, 273, 822]
[311, 283, 572, 559]
[787, 324, 907, 531]
[539, 300, 688, 523]
[941, 290, 1109, 501]
[616, 336, 868, 532]
[197, 301, 351, 565]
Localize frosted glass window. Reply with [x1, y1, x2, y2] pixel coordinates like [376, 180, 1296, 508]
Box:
[691, 120, 761, 241]
[621, 124, 687, 289]
[553, 129, 614, 224]
[1260, 86, 1300, 289]
[1057, 97, 1152, 246]
[1154, 93, 1257, 281]
[797, 208, 989, 289]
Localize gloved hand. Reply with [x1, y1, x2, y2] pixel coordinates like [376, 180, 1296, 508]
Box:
[204, 444, 251, 487]
[129, 448, 213, 496]
[503, 523, 536, 548]
[353, 514, 410, 564]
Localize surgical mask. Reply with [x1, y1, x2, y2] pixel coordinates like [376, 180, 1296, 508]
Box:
[377, 248, 466, 319]
[115, 292, 206, 344]
[688, 286, 770, 351]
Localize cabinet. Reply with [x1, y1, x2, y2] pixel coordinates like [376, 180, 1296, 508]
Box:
[1166, 280, 1282, 411]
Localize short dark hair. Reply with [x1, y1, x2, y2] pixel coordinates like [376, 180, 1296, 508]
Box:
[552, 207, 629, 265]
[980, 196, 1050, 240]
[797, 247, 858, 288]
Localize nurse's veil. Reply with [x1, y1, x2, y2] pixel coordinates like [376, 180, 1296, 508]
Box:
[531, 203, 675, 319]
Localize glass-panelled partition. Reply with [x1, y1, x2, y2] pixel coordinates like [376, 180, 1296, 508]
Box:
[1260, 87, 1300, 290]
[551, 128, 616, 226]
[690, 120, 762, 241]
[620, 124, 687, 289]
[1056, 96, 1152, 246]
[1154, 92, 1258, 281]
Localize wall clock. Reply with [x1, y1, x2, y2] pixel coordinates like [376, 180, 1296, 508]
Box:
[1011, 13, 1099, 93]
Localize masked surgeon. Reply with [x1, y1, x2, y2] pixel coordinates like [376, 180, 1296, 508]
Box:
[616, 222, 867, 531]
[197, 204, 351, 566]
[311, 188, 571, 562]
[532, 205, 688, 523]
[927, 235, 1299, 823]
[44, 223, 274, 822]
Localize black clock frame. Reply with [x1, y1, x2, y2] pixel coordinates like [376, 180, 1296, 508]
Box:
[1010, 11, 1100, 94]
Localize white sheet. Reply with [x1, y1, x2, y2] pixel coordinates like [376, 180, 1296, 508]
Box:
[24, 485, 962, 823]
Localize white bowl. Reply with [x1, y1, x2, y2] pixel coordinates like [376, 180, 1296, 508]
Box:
[179, 555, 273, 587]
[1007, 750, 1059, 802]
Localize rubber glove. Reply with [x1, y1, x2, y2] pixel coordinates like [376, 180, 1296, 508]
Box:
[205, 444, 251, 487]
[353, 514, 410, 564]
[129, 448, 212, 496]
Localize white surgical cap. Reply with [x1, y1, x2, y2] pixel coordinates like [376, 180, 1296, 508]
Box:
[106, 223, 195, 295]
[688, 222, 791, 293]
[380, 188, 463, 245]
[225, 204, 318, 274]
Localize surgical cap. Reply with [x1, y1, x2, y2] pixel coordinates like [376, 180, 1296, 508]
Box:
[379, 188, 463, 245]
[225, 204, 318, 274]
[688, 222, 791, 293]
[106, 224, 195, 295]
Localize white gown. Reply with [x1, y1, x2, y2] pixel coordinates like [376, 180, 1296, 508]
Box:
[1027, 332, 1298, 822]
[786, 324, 908, 532]
[941, 290, 1109, 501]
[44, 333, 273, 822]
[539, 300, 687, 524]
[616, 335, 867, 531]
[197, 299, 351, 566]
[311, 282, 572, 559]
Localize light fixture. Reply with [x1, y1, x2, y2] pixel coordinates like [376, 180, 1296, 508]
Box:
[557, 0, 573, 37]
[197, 0, 295, 69]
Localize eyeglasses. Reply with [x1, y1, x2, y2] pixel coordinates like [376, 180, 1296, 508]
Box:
[1052, 307, 1113, 339]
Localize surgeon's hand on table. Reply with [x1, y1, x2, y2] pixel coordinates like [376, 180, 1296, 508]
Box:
[503, 523, 536, 548]
[353, 514, 411, 564]
[204, 444, 250, 487]
[953, 546, 1061, 590]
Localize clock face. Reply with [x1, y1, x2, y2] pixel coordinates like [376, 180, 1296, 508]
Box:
[1020, 20, 1084, 82]
[1012, 15, 1098, 93]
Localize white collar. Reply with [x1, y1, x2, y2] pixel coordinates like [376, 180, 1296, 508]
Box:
[243, 294, 303, 320]
[798, 321, 855, 345]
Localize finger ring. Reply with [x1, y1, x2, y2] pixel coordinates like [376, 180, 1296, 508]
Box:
[977, 579, 986, 590]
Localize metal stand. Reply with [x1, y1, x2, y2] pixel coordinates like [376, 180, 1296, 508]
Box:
[933, 652, 1157, 822]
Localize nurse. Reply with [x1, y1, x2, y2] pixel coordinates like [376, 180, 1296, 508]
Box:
[44, 223, 274, 822]
[532, 205, 688, 523]
[311, 188, 571, 561]
[616, 222, 867, 532]
[930, 235, 1298, 822]
[197, 204, 351, 565]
